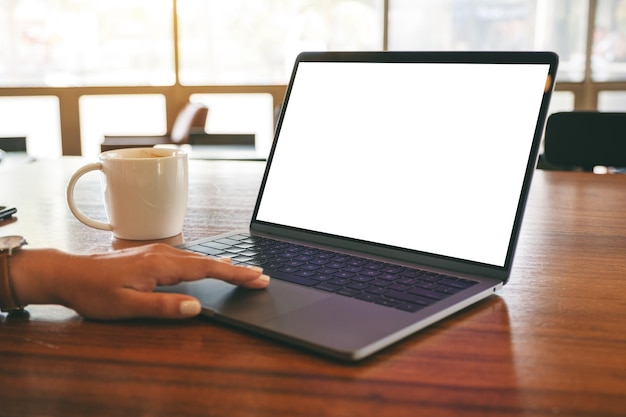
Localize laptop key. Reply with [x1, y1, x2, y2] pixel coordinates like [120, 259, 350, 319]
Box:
[201, 241, 231, 250]
[436, 286, 463, 295]
[375, 298, 399, 308]
[311, 274, 333, 281]
[264, 262, 284, 270]
[187, 245, 225, 256]
[224, 247, 246, 254]
[395, 302, 425, 313]
[385, 290, 434, 306]
[278, 266, 300, 274]
[440, 277, 477, 289]
[365, 286, 388, 295]
[407, 287, 446, 301]
[351, 275, 375, 283]
[231, 256, 254, 264]
[389, 283, 411, 291]
[295, 270, 317, 277]
[338, 288, 363, 297]
[315, 282, 343, 292]
[268, 270, 318, 287]
[329, 277, 351, 286]
[214, 238, 242, 246]
[370, 279, 392, 287]
[379, 273, 399, 281]
[355, 293, 382, 303]
[346, 282, 370, 290]
[360, 269, 382, 277]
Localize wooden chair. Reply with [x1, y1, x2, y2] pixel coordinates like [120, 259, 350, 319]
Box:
[100, 102, 208, 152]
[537, 111, 626, 172]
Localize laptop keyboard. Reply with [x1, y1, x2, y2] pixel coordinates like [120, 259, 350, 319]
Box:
[185, 234, 479, 313]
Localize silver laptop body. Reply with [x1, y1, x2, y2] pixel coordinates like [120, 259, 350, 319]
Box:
[164, 51, 558, 361]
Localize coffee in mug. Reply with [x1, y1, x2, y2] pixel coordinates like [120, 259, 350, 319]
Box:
[66, 147, 188, 240]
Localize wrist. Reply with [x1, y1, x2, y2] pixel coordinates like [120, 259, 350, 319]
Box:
[9, 248, 68, 307]
[0, 235, 28, 312]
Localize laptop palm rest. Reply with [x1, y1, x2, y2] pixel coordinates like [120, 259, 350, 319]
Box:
[162, 279, 331, 323]
[162, 278, 422, 359]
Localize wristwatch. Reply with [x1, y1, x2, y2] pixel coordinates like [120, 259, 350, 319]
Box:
[0, 235, 27, 312]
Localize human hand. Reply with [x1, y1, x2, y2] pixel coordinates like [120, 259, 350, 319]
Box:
[10, 244, 270, 320]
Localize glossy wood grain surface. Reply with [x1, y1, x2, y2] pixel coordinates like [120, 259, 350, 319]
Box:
[1, 158, 625, 417]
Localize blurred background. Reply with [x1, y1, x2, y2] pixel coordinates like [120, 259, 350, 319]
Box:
[0, 0, 622, 159]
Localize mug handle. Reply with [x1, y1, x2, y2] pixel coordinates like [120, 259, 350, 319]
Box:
[66, 162, 112, 231]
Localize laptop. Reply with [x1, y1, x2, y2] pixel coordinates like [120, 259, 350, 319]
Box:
[163, 51, 558, 361]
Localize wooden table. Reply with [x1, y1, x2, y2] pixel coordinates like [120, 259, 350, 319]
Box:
[1, 158, 625, 417]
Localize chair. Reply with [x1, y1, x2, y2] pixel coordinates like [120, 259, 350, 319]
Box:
[537, 111, 626, 172]
[100, 102, 209, 152]
[0, 136, 31, 165]
[0, 136, 27, 153]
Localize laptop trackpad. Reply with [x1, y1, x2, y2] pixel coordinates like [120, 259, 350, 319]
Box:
[164, 279, 332, 323]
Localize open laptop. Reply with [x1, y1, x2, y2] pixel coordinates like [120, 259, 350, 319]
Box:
[163, 51, 558, 361]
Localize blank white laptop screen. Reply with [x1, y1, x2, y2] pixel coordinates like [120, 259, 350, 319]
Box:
[256, 61, 550, 267]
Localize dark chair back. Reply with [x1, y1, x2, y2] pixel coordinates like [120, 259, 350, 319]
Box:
[0, 137, 27, 152]
[539, 111, 626, 172]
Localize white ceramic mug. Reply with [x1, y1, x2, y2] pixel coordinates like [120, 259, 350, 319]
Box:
[66, 147, 188, 240]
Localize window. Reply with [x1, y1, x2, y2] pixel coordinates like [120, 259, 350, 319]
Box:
[0, 96, 62, 158]
[388, 0, 589, 82]
[592, 0, 626, 81]
[177, 0, 384, 85]
[190, 94, 275, 155]
[0, 0, 174, 87]
[598, 91, 626, 109]
[79, 95, 166, 158]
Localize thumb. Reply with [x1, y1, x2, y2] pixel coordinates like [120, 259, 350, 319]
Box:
[113, 291, 202, 320]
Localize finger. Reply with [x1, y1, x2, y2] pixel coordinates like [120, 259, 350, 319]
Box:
[110, 291, 202, 320]
[158, 253, 271, 288]
[236, 266, 271, 288]
[205, 262, 271, 288]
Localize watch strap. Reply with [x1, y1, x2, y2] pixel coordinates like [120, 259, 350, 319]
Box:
[0, 252, 24, 312]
